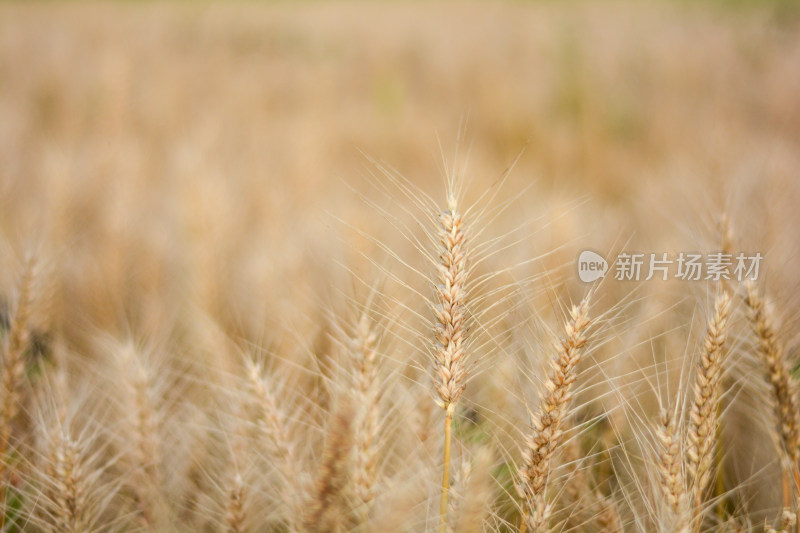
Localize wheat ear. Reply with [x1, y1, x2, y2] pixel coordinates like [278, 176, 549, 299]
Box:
[120, 346, 165, 529]
[45, 429, 87, 533]
[244, 359, 302, 530]
[432, 194, 470, 533]
[0, 256, 36, 523]
[303, 404, 353, 533]
[656, 408, 690, 532]
[246, 360, 295, 462]
[225, 401, 250, 533]
[743, 282, 800, 505]
[520, 296, 591, 533]
[687, 290, 731, 530]
[351, 312, 380, 521]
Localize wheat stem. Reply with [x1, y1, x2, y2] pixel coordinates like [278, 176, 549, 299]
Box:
[439, 412, 453, 533]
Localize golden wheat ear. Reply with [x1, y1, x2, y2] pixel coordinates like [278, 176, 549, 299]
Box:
[25, 374, 121, 533]
[243, 356, 305, 531]
[0, 255, 37, 527]
[743, 282, 800, 508]
[431, 190, 471, 532]
[303, 401, 354, 533]
[655, 407, 691, 533]
[519, 295, 592, 533]
[349, 311, 381, 524]
[687, 290, 731, 531]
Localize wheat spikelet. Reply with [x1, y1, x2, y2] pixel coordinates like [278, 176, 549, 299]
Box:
[303, 404, 354, 533]
[687, 290, 731, 526]
[743, 282, 800, 487]
[519, 296, 591, 532]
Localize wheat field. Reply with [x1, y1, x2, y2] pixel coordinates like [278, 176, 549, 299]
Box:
[1, 1, 800, 531]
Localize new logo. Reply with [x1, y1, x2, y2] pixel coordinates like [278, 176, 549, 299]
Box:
[578, 250, 608, 283]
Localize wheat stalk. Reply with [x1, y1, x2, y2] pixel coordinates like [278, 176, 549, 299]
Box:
[519, 296, 591, 533]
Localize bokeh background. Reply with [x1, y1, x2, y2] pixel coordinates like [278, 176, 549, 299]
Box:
[3, 2, 800, 340]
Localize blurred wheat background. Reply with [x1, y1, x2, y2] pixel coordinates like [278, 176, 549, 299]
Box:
[1, 1, 800, 532]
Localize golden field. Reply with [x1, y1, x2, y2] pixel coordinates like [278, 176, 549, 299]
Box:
[0, 1, 799, 531]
